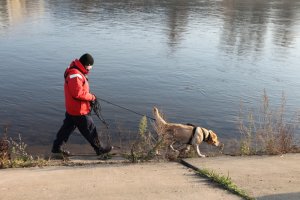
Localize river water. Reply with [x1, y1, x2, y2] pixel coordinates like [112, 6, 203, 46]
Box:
[0, 0, 300, 153]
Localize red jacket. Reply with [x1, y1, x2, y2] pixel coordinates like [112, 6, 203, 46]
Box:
[64, 59, 95, 116]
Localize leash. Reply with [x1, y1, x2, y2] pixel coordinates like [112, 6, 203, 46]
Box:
[90, 98, 109, 129]
[97, 97, 156, 121]
[90, 97, 155, 147]
[90, 98, 113, 145]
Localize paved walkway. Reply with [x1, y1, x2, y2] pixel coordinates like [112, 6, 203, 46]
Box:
[0, 162, 240, 200]
[1, 153, 299, 200]
[185, 153, 300, 200]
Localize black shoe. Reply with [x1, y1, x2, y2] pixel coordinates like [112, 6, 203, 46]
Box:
[96, 146, 113, 156]
[52, 149, 72, 156]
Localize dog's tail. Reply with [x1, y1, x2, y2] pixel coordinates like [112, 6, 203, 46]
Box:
[153, 107, 167, 130]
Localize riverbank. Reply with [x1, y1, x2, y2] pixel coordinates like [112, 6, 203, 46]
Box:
[1, 153, 299, 200]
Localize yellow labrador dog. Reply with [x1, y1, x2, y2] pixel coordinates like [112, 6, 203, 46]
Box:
[153, 107, 220, 157]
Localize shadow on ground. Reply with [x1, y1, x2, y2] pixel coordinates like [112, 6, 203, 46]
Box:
[257, 192, 300, 200]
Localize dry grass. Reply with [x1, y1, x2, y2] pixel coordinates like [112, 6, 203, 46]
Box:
[238, 90, 299, 155]
[0, 127, 49, 169]
[124, 116, 163, 162]
[0, 128, 10, 168]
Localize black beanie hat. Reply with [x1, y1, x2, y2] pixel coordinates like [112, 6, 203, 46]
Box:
[79, 53, 94, 66]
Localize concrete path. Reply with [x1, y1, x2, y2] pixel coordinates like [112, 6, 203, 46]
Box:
[1, 154, 299, 200]
[184, 153, 300, 200]
[0, 162, 240, 200]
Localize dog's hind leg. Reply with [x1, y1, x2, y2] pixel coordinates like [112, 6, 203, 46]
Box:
[170, 142, 179, 154]
[194, 145, 205, 158]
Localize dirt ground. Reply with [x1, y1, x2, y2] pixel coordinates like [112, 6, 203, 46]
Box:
[0, 153, 299, 200]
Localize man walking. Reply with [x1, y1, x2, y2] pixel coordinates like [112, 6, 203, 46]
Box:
[52, 53, 112, 156]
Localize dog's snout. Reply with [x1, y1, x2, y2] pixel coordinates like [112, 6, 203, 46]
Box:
[218, 143, 224, 150]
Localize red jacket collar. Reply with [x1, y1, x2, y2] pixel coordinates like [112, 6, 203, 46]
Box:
[69, 59, 89, 75]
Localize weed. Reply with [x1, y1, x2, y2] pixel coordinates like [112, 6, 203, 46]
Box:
[0, 127, 10, 168]
[125, 116, 163, 162]
[197, 168, 254, 200]
[0, 136, 10, 168]
[10, 134, 33, 162]
[0, 128, 48, 169]
[239, 90, 299, 155]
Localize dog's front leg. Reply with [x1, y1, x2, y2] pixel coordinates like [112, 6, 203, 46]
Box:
[184, 145, 191, 153]
[194, 145, 205, 158]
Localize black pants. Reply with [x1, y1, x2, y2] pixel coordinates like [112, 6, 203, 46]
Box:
[52, 112, 101, 152]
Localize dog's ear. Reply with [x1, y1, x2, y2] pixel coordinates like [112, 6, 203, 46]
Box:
[153, 106, 158, 113]
[209, 130, 217, 139]
[209, 130, 220, 146]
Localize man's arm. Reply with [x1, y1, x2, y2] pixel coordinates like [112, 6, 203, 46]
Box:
[67, 75, 95, 101]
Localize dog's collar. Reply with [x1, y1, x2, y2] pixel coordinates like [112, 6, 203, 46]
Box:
[186, 124, 211, 144]
[202, 128, 211, 142]
[187, 125, 197, 145]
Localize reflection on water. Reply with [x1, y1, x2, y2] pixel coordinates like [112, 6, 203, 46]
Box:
[220, 0, 269, 55]
[272, 1, 299, 47]
[220, 0, 300, 55]
[0, 0, 45, 28]
[0, 0, 300, 153]
[165, 1, 189, 50]
[1, 0, 299, 50]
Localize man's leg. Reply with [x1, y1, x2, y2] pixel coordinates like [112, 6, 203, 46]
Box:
[52, 113, 76, 154]
[75, 114, 111, 155]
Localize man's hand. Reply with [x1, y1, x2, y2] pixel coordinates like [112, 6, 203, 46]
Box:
[92, 94, 97, 102]
[90, 94, 97, 108]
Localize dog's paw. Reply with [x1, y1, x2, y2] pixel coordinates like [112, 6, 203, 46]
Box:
[174, 149, 180, 154]
[155, 150, 162, 156]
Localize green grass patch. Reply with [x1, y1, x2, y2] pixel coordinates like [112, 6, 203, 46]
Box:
[197, 168, 255, 200]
